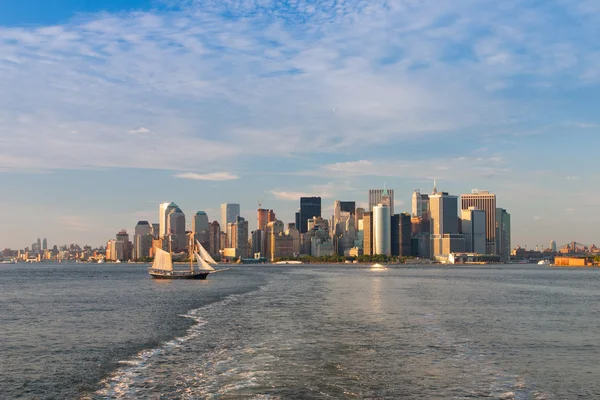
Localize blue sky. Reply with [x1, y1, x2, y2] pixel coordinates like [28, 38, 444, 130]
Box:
[1, 0, 599, 250]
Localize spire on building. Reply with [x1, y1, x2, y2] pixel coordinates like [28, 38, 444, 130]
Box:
[432, 178, 438, 195]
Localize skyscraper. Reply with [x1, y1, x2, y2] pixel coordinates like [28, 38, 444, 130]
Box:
[461, 190, 497, 254]
[115, 230, 130, 261]
[430, 192, 464, 257]
[208, 221, 221, 258]
[221, 203, 240, 246]
[257, 208, 269, 231]
[159, 202, 178, 237]
[495, 208, 511, 262]
[363, 212, 373, 256]
[134, 221, 153, 260]
[192, 211, 210, 244]
[461, 207, 486, 254]
[411, 190, 430, 218]
[298, 197, 321, 234]
[167, 207, 186, 252]
[231, 216, 249, 258]
[42, 238, 47, 251]
[373, 204, 391, 256]
[369, 188, 394, 215]
[36, 238, 41, 251]
[550, 240, 557, 252]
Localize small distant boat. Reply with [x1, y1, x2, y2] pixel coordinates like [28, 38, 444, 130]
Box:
[98, 259, 105, 264]
[149, 233, 224, 280]
[538, 260, 552, 265]
[275, 260, 302, 265]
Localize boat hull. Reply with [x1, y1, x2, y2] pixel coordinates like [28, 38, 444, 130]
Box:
[149, 270, 209, 280]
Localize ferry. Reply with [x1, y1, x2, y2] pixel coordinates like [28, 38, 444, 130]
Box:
[538, 260, 552, 265]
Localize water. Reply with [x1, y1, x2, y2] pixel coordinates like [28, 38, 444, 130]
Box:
[1, 263, 600, 399]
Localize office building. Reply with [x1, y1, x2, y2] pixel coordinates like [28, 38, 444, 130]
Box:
[496, 208, 511, 262]
[399, 213, 412, 256]
[167, 207, 186, 252]
[42, 238, 48, 251]
[208, 221, 221, 258]
[369, 188, 394, 215]
[363, 212, 373, 256]
[461, 207, 486, 254]
[192, 211, 210, 246]
[412, 190, 430, 218]
[430, 191, 464, 258]
[373, 204, 391, 255]
[159, 202, 178, 237]
[221, 203, 241, 227]
[115, 230, 130, 261]
[133, 221, 153, 260]
[231, 216, 249, 258]
[298, 197, 321, 234]
[550, 240, 557, 252]
[461, 190, 497, 254]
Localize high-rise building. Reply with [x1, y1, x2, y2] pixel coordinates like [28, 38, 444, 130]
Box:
[461, 207, 486, 254]
[430, 192, 464, 258]
[412, 190, 430, 218]
[399, 213, 412, 256]
[193, 211, 210, 245]
[133, 221, 153, 260]
[369, 188, 394, 215]
[115, 230, 130, 261]
[496, 208, 511, 262]
[461, 190, 497, 255]
[231, 216, 249, 258]
[208, 221, 221, 258]
[42, 238, 48, 251]
[221, 203, 240, 247]
[298, 197, 321, 234]
[36, 238, 41, 252]
[550, 240, 557, 252]
[363, 212, 373, 256]
[373, 204, 391, 255]
[334, 200, 356, 224]
[257, 208, 269, 231]
[221, 203, 240, 230]
[159, 202, 178, 237]
[251, 230, 263, 257]
[167, 207, 186, 252]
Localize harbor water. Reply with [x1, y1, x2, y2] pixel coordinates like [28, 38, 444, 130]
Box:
[1, 263, 599, 399]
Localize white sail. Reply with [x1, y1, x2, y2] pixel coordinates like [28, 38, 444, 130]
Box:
[195, 252, 215, 272]
[151, 248, 173, 271]
[196, 240, 217, 265]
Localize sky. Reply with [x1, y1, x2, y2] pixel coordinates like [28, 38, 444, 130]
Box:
[1, 0, 599, 250]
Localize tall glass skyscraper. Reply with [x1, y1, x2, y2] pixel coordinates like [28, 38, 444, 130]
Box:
[298, 197, 321, 233]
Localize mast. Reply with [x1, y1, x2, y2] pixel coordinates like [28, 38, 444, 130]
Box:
[188, 232, 194, 273]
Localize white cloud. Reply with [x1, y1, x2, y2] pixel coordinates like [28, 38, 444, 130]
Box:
[174, 172, 239, 181]
[1, 0, 597, 172]
[270, 191, 314, 201]
[128, 127, 153, 135]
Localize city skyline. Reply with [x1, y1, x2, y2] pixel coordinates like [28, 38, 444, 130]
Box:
[1, 1, 599, 249]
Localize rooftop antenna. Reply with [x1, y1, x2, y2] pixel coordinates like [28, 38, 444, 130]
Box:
[432, 178, 438, 195]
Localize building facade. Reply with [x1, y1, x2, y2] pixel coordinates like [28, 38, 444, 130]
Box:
[298, 197, 322, 233]
[461, 190, 497, 255]
[369, 189, 394, 215]
[373, 204, 391, 256]
[461, 207, 486, 254]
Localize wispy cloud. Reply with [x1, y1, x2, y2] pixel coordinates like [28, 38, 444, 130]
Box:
[128, 127, 153, 135]
[174, 172, 239, 181]
[1, 0, 598, 172]
[270, 191, 314, 201]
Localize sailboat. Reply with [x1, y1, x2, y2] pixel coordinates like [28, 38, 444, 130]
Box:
[196, 240, 217, 266]
[149, 232, 216, 280]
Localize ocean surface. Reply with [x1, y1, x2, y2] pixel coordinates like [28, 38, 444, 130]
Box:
[1, 263, 600, 399]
